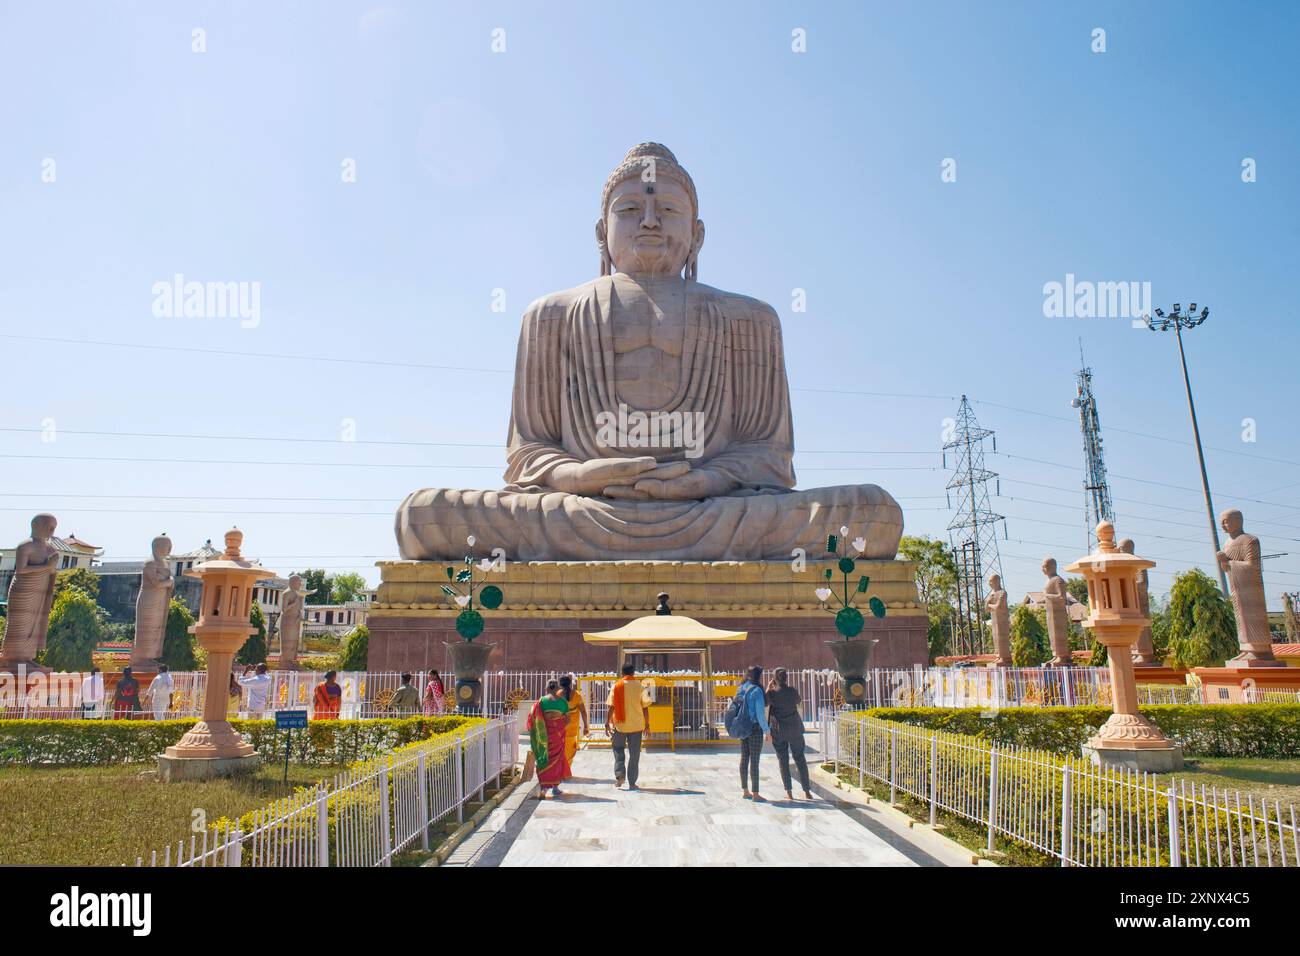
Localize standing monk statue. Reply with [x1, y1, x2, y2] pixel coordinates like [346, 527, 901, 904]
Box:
[395, 143, 903, 562]
[0, 514, 61, 671]
[1119, 537, 1159, 666]
[986, 573, 1011, 666]
[277, 574, 313, 670]
[1216, 509, 1280, 666]
[131, 534, 174, 668]
[1042, 558, 1071, 666]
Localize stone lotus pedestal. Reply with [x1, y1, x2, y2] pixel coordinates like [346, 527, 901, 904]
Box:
[157, 529, 268, 783]
[1068, 523, 1183, 773]
[827, 638, 879, 709]
[446, 641, 494, 714]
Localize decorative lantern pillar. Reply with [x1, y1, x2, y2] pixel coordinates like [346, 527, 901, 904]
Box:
[158, 528, 272, 781]
[1067, 522, 1183, 772]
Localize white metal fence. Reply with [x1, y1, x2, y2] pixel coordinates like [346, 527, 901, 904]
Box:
[7, 665, 1297, 723]
[136, 714, 518, 867]
[822, 711, 1299, 867]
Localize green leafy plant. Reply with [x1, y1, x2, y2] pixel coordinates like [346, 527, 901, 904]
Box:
[1010, 604, 1048, 666]
[814, 531, 887, 638]
[1166, 568, 1238, 669]
[43, 588, 102, 671]
[161, 598, 197, 671]
[338, 625, 369, 670]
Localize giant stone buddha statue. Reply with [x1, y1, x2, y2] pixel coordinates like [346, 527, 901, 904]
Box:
[396, 144, 903, 562]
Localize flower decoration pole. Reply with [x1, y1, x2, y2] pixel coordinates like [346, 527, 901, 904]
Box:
[816, 528, 886, 709]
[440, 535, 505, 714]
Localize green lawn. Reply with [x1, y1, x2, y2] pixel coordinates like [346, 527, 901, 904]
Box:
[1169, 757, 1300, 807]
[0, 762, 345, 866]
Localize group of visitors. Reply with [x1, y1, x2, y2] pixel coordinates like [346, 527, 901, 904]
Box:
[78, 665, 177, 720]
[380, 671, 448, 716]
[525, 664, 813, 803]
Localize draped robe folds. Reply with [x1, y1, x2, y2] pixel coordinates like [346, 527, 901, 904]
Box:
[1, 545, 58, 664]
[132, 560, 172, 664]
[395, 276, 903, 561]
[1224, 532, 1271, 652]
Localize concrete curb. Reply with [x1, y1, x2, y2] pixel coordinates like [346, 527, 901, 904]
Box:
[424, 770, 530, 867]
[810, 763, 998, 867]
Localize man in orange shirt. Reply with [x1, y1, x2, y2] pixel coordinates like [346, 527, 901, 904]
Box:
[603, 663, 652, 790]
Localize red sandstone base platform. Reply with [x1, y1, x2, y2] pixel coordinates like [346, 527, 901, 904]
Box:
[367, 611, 927, 673]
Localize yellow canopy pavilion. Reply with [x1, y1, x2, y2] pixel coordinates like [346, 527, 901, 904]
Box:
[582, 613, 749, 748]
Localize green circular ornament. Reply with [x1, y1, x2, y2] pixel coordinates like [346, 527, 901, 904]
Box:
[838, 557, 856, 575]
[834, 606, 864, 637]
[455, 609, 484, 640]
[479, 585, 503, 610]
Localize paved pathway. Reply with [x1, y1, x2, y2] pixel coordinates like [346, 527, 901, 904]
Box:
[484, 745, 941, 867]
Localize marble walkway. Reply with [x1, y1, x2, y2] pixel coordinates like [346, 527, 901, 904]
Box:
[474, 745, 944, 867]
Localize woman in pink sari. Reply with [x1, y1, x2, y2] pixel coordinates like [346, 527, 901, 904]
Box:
[527, 679, 570, 798]
[423, 670, 446, 716]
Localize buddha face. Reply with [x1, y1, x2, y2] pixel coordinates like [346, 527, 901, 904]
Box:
[601, 175, 702, 276]
[1220, 509, 1243, 535]
[151, 535, 172, 562]
[1042, 558, 1057, 577]
[31, 513, 56, 540]
[988, 574, 1002, 592]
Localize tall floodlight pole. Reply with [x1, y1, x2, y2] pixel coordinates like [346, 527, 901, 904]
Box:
[1144, 303, 1229, 594]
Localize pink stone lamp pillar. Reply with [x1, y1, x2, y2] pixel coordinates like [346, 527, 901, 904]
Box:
[1066, 522, 1183, 772]
[159, 529, 273, 780]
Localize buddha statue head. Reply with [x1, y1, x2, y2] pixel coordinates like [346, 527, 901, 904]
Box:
[151, 534, 172, 562]
[31, 513, 56, 540]
[597, 143, 705, 279]
[1042, 557, 1057, 577]
[988, 573, 1002, 593]
[1219, 508, 1244, 537]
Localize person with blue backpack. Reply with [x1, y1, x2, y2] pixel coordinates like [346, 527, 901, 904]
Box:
[724, 665, 771, 801]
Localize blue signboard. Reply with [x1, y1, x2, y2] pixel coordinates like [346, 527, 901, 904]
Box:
[275, 709, 309, 730]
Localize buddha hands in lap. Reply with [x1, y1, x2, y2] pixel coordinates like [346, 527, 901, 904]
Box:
[396, 143, 902, 562]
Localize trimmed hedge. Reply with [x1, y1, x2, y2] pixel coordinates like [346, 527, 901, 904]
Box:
[0, 716, 482, 767]
[861, 704, 1300, 759]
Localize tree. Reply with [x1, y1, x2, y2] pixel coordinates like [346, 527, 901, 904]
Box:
[55, 567, 100, 601]
[898, 535, 958, 607]
[1010, 604, 1048, 666]
[238, 602, 267, 665]
[330, 572, 367, 604]
[42, 587, 102, 671]
[899, 535, 959, 662]
[298, 569, 332, 606]
[1065, 577, 1089, 605]
[339, 625, 369, 671]
[1165, 568, 1238, 669]
[161, 598, 197, 671]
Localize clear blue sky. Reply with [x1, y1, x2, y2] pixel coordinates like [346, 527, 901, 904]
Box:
[2, 1, 1297, 607]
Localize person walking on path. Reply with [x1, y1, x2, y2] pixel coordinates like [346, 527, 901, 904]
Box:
[423, 670, 447, 716]
[559, 673, 588, 779]
[767, 668, 812, 801]
[146, 665, 174, 721]
[387, 673, 420, 715]
[113, 667, 141, 719]
[729, 665, 771, 801]
[527, 679, 570, 799]
[603, 663, 652, 790]
[313, 670, 342, 720]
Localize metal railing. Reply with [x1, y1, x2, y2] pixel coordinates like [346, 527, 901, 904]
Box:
[7, 665, 1296, 723]
[822, 711, 1299, 867]
[135, 715, 518, 867]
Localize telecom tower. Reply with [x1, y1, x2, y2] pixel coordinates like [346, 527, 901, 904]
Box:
[1072, 348, 1114, 550]
[943, 395, 1005, 656]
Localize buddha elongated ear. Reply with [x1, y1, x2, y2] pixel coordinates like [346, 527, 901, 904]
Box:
[685, 219, 705, 280]
[595, 219, 612, 276]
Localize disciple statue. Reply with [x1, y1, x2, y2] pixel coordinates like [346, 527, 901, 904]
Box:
[986, 573, 1011, 666]
[277, 575, 313, 669]
[1119, 537, 1159, 666]
[395, 143, 903, 562]
[131, 534, 174, 668]
[0, 514, 61, 670]
[1042, 558, 1071, 666]
[1216, 509, 1280, 665]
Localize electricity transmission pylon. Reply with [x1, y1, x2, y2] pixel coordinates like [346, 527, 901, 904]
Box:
[943, 395, 1005, 656]
[1072, 348, 1114, 550]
